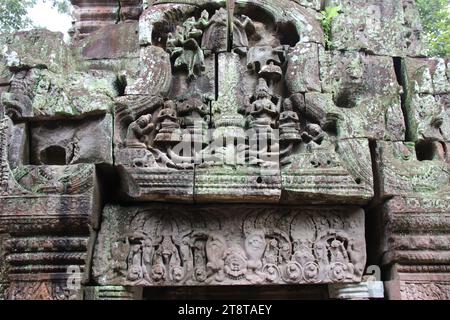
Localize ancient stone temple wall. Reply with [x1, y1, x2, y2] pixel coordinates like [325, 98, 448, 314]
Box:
[0, 0, 448, 300]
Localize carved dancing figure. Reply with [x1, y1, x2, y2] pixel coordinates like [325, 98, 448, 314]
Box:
[167, 19, 205, 80]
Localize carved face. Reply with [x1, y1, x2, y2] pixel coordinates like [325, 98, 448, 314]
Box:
[127, 265, 142, 282]
[194, 267, 207, 282]
[286, 262, 302, 281]
[314, 242, 327, 260]
[171, 266, 185, 282]
[256, 88, 270, 100]
[304, 262, 319, 281]
[224, 247, 247, 278]
[151, 264, 166, 281]
[137, 115, 151, 127]
[245, 232, 266, 261]
[264, 264, 279, 282]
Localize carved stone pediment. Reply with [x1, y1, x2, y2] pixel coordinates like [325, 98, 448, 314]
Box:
[112, 1, 374, 205]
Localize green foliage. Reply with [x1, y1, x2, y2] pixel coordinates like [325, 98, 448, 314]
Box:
[0, 0, 70, 34]
[416, 0, 450, 57]
[320, 5, 342, 49]
[0, 0, 34, 33]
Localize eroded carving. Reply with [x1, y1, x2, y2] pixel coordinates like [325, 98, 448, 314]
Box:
[93, 205, 366, 286]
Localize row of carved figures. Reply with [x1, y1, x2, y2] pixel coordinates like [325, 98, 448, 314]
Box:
[124, 79, 328, 166]
[106, 230, 362, 285]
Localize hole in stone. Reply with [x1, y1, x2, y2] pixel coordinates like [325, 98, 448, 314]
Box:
[277, 22, 300, 46]
[415, 141, 436, 161]
[355, 177, 362, 185]
[256, 177, 263, 184]
[40, 146, 67, 165]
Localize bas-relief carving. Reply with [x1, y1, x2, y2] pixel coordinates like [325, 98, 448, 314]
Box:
[1, 0, 447, 300]
[401, 282, 450, 300]
[93, 205, 366, 286]
[115, 1, 374, 204]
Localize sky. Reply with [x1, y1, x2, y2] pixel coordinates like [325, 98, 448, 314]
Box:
[27, 0, 72, 40]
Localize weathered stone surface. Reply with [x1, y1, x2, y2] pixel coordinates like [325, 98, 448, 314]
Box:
[281, 138, 374, 205]
[93, 204, 366, 286]
[376, 141, 450, 198]
[30, 114, 113, 165]
[439, 94, 450, 141]
[328, 277, 384, 300]
[379, 196, 450, 266]
[403, 57, 450, 95]
[1, 69, 117, 120]
[405, 94, 448, 143]
[138, 3, 198, 46]
[1, 0, 449, 301]
[0, 30, 72, 73]
[385, 264, 450, 300]
[7, 123, 28, 169]
[78, 21, 140, 60]
[70, 0, 120, 39]
[400, 57, 450, 142]
[286, 43, 321, 94]
[379, 196, 450, 300]
[293, 0, 322, 11]
[319, 50, 404, 140]
[328, 0, 427, 57]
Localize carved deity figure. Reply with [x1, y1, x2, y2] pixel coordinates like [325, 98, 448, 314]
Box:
[126, 114, 154, 148]
[314, 241, 329, 267]
[179, 238, 193, 272]
[142, 238, 154, 280]
[279, 98, 301, 142]
[127, 243, 143, 281]
[329, 239, 349, 264]
[200, 8, 255, 53]
[292, 239, 315, 267]
[150, 235, 182, 283]
[206, 233, 226, 281]
[201, 8, 228, 53]
[177, 97, 209, 145]
[264, 238, 280, 265]
[167, 19, 205, 80]
[155, 236, 181, 268]
[247, 78, 281, 131]
[155, 100, 181, 144]
[193, 239, 207, 268]
[245, 231, 266, 271]
[110, 239, 129, 277]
